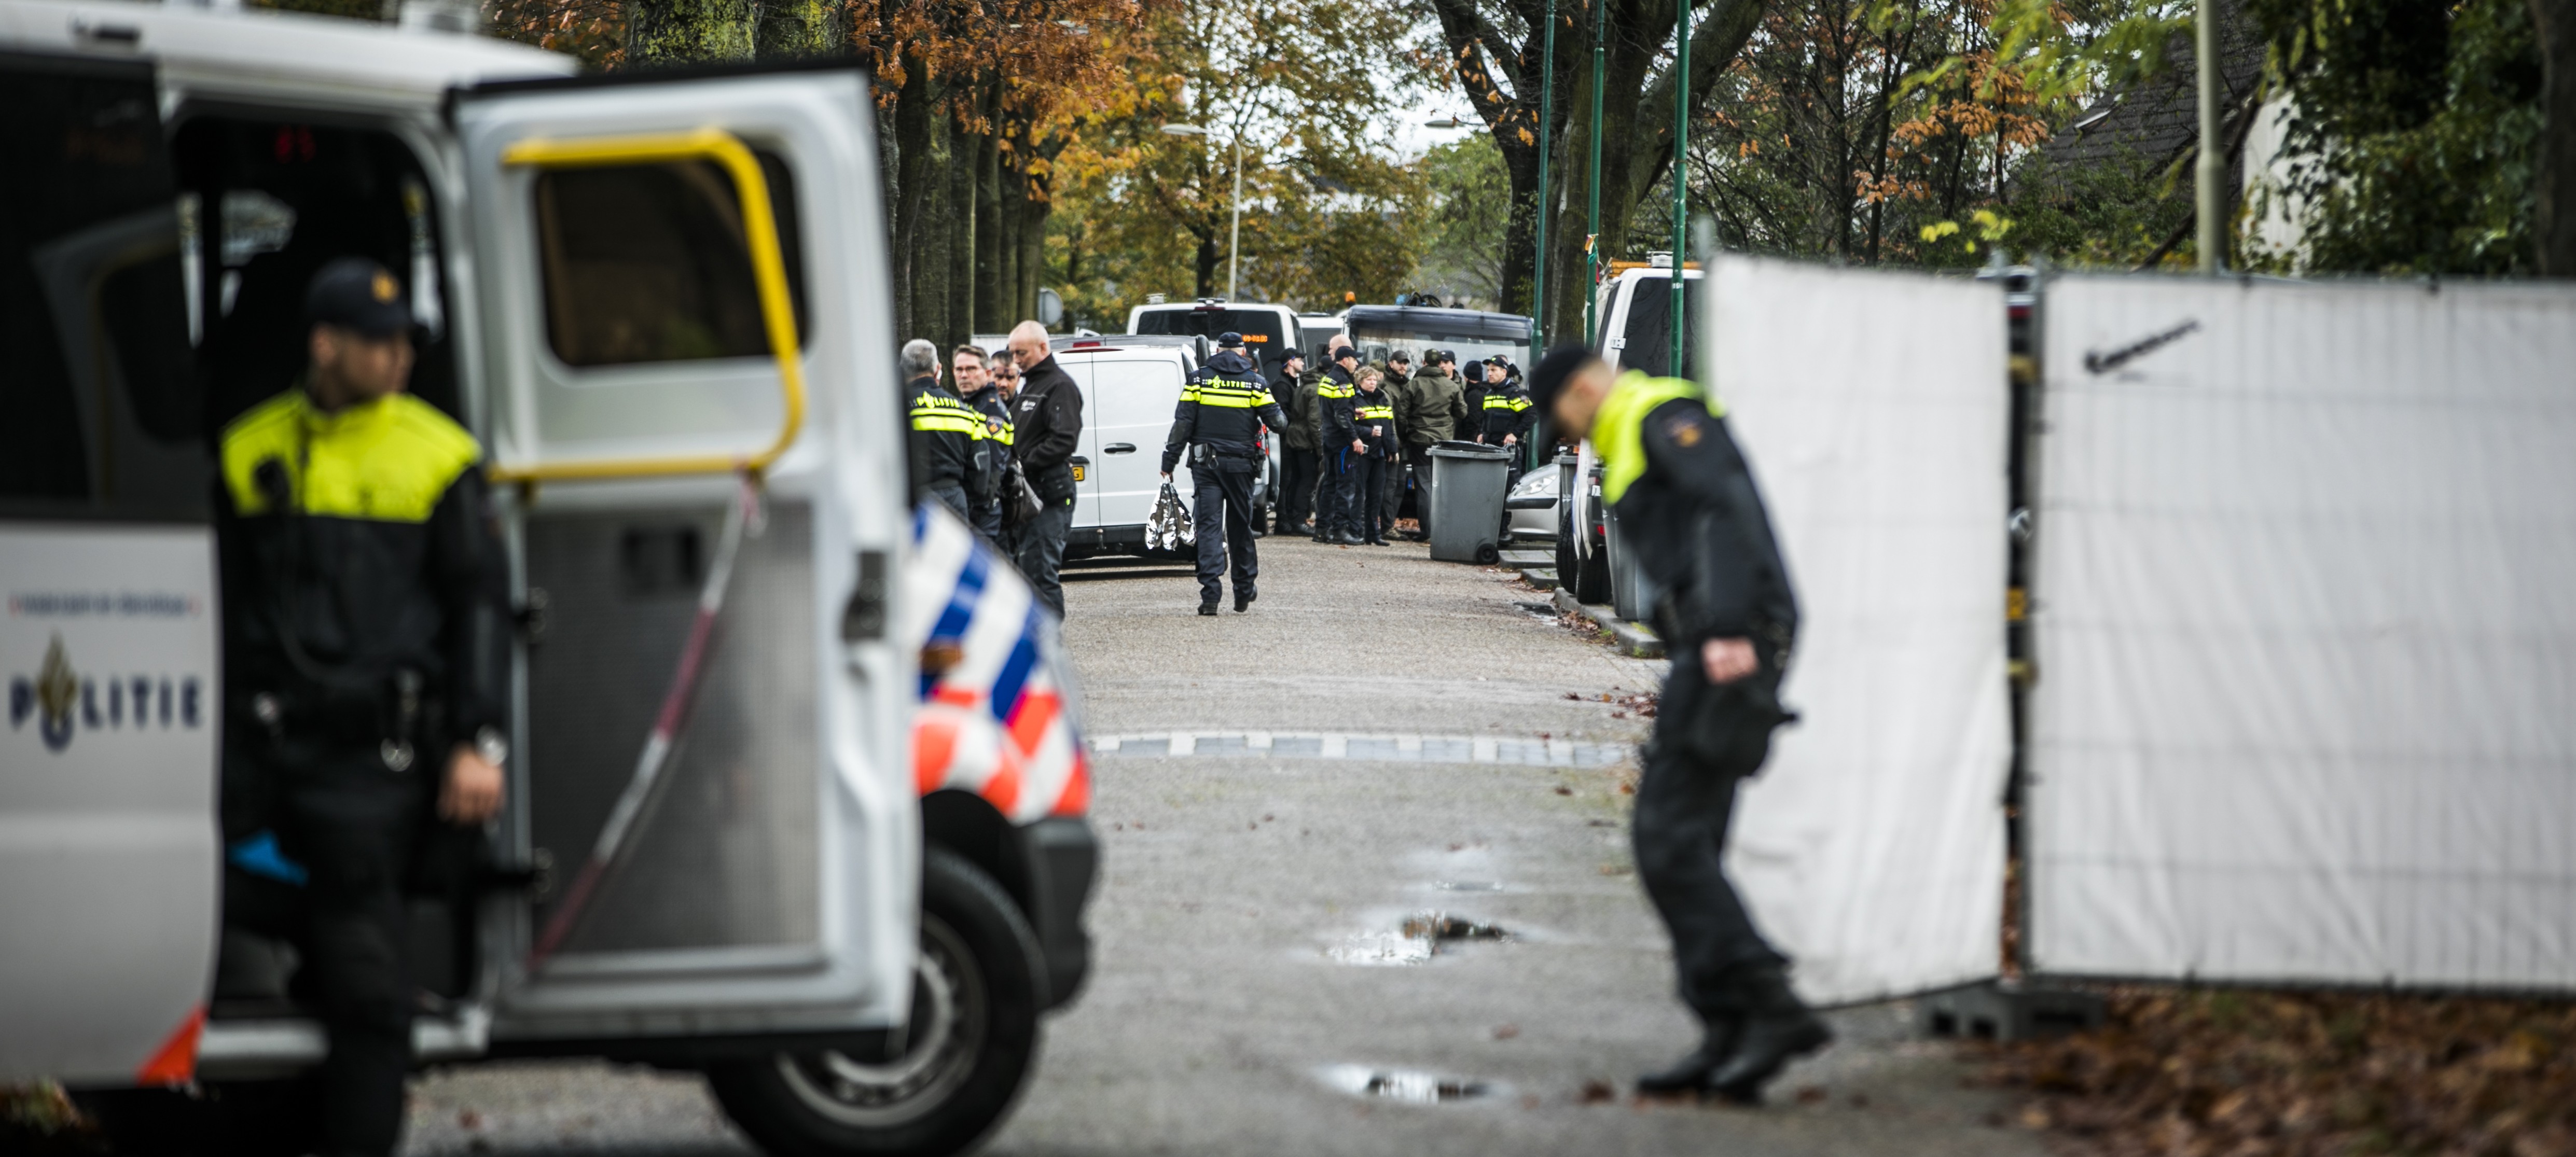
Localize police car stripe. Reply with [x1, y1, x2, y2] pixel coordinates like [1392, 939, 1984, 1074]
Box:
[906, 500, 1087, 821]
[931, 547, 990, 643]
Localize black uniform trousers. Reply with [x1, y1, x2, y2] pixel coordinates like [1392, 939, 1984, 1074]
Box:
[1318, 448, 1359, 538]
[237, 736, 430, 1157]
[1278, 447, 1320, 531]
[1353, 453, 1392, 541]
[1009, 495, 1073, 617]
[1630, 657, 1789, 1027]
[1189, 462, 1261, 602]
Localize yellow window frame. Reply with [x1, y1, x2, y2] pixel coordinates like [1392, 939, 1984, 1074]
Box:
[488, 128, 807, 484]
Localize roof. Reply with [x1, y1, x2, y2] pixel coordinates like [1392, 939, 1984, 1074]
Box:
[0, 2, 575, 109]
[2037, 0, 2266, 180]
[1341, 305, 1533, 343]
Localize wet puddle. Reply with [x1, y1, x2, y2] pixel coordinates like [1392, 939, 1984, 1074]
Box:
[1318, 1064, 1498, 1104]
[1327, 913, 1509, 966]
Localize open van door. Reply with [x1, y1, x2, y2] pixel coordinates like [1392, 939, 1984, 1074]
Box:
[452, 65, 917, 1050]
[0, 51, 218, 1086]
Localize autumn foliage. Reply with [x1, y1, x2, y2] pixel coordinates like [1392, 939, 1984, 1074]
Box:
[1983, 987, 2576, 1156]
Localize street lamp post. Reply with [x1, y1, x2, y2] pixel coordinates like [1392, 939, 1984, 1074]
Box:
[1160, 122, 1245, 300]
[1669, 0, 1691, 375]
[1584, 0, 1603, 345]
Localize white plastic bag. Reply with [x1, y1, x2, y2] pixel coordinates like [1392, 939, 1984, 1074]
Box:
[1146, 481, 1195, 553]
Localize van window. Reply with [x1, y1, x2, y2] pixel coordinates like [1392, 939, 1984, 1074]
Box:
[1616, 276, 1704, 381]
[1132, 307, 1289, 354]
[0, 53, 204, 523]
[172, 116, 464, 438]
[533, 152, 807, 368]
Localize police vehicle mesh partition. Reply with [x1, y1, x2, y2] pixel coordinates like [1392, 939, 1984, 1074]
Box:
[527, 503, 821, 955]
[2028, 276, 2576, 989]
[1706, 255, 2014, 1006]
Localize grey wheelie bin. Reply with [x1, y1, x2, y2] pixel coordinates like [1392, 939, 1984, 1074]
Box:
[1427, 440, 1513, 564]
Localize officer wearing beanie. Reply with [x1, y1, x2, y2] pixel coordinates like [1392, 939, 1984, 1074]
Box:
[1526, 345, 1828, 1104]
[217, 258, 510, 1157]
[1164, 331, 1291, 614]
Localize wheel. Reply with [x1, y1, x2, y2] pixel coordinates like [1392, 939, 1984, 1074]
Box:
[710, 848, 1046, 1157]
[1555, 496, 1579, 588]
[1570, 513, 1611, 605]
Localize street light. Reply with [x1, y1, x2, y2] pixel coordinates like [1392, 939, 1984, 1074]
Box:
[1161, 121, 1245, 301]
[1424, 116, 1465, 129]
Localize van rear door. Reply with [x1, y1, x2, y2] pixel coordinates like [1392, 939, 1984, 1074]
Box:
[0, 51, 219, 1086]
[1088, 353, 1185, 533]
[454, 66, 917, 1048]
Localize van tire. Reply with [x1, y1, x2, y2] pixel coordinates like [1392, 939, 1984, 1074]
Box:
[709, 848, 1046, 1157]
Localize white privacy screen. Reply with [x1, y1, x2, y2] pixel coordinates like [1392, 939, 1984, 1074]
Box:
[2028, 276, 2576, 988]
[1706, 255, 2015, 1006]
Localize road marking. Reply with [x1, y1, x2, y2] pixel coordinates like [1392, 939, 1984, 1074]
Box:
[1091, 733, 1632, 768]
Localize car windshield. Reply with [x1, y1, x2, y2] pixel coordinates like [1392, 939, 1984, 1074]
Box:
[1132, 307, 1290, 354]
[1345, 325, 1530, 375]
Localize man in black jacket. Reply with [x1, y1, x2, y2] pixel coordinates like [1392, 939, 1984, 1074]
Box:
[953, 343, 1014, 539]
[217, 259, 509, 1156]
[1314, 345, 1364, 546]
[1164, 332, 1292, 614]
[1006, 321, 1084, 616]
[1271, 349, 1317, 535]
[1529, 346, 1829, 1104]
[905, 339, 988, 521]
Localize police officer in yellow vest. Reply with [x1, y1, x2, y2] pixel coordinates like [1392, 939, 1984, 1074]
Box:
[217, 258, 509, 1156]
[1526, 346, 1828, 1104]
[903, 338, 993, 521]
[1163, 331, 1291, 614]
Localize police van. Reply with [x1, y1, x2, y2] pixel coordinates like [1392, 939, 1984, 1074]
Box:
[0, 6, 1094, 1155]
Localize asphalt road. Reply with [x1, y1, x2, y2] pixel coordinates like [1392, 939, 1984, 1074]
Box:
[404, 535, 2040, 1157]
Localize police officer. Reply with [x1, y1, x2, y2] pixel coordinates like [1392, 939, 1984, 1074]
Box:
[904, 338, 990, 521]
[1526, 346, 1828, 1103]
[1162, 331, 1292, 614]
[1479, 356, 1536, 488]
[1350, 368, 1401, 545]
[1272, 349, 1319, 536]
[953, 344, 1015, 540]
[217, 258, 509, 1157]
[1314, 344, 1364, 546]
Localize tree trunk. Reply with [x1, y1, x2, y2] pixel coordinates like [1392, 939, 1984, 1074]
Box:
[626, 0, 754, 63]
[753, 0, 840, 58]
[972, 85, 1004, 333]
[2536, 0, 2576, 275]
[946, 105, 977, 349]
[890, 54, 937, 342]
[1014, 138, 1050, 324]
[1193, 228, 1220, 299]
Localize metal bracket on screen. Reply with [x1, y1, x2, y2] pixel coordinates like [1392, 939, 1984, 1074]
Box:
[2082, 319, 2201, 375]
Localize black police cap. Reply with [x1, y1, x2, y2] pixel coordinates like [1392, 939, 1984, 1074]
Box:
[1389, 350, 1412, 365]
[1216, 330, 1246, 349]
[305, 257, 412, 339]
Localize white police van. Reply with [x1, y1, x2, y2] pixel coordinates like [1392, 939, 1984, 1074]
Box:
[0, 6, 1093, 1155]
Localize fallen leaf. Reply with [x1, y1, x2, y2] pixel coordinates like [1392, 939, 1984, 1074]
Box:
[1493, 1023, 1520, 1039]
[1580, 1080, 1616, 1104]
[1796, 1085, 1827, 1104]
[1554, 786, 1572, 796]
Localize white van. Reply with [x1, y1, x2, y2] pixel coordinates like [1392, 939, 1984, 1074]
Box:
[0, 8, 1092, 1156]
[1592, 262, 1705, 378]
[1125, 299, 1301, 367]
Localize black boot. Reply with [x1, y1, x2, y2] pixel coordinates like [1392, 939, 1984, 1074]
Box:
[1635, 1016, 1742, 1095]
[1707, 968, 1831, 1098]
[1198, 598, 1220, 616]
[1333, 531, 1364, 546]
[1234, 588, 1255, 612]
